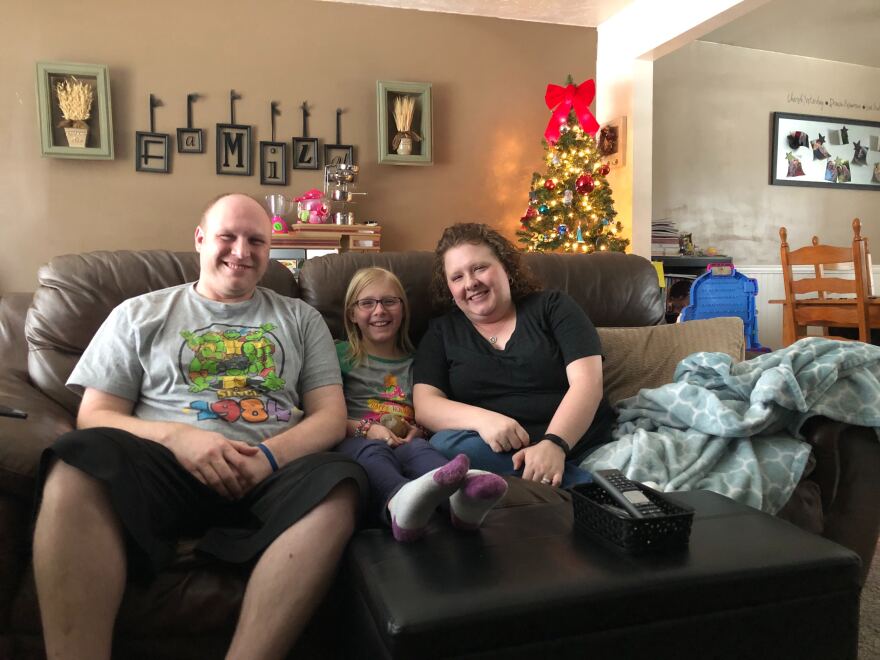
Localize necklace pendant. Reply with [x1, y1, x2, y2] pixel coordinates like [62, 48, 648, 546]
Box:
[489, 336, 497, 344]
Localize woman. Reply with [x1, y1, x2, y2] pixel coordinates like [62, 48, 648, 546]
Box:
[413, 223, 616, 488]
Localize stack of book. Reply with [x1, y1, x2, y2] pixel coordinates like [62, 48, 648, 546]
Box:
[651, 220, 680, 256]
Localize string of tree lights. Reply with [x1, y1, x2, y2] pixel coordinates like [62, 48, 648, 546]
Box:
[516, 77, 629, 253]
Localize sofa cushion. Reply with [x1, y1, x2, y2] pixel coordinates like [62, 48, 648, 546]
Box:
[298, 252, 436, 342]
[523, 252, 665, 327]
[0, 293, 33, 379]
[598, 317, 745, 405]
[298, 251, 666, 343]
[0, 293, 74, 499]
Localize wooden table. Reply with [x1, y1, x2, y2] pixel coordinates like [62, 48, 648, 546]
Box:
[270, 223, 381, 253]
[769, 297, 880, 345]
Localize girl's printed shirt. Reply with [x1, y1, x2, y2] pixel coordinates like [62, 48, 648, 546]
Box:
[335, 341, 415, 424]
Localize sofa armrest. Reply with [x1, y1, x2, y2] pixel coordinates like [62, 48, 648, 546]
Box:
[0, 379, 74, 501]
[797, 416, 880, 584]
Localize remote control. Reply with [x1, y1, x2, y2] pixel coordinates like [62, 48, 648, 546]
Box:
[592, 469, 665, 519]
[0, 405, 27, 419]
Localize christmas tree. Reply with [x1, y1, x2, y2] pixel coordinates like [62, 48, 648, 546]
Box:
[517, 78, 628, 253]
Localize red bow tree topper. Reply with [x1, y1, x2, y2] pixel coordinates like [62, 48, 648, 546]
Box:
[544, 79, 599, 144]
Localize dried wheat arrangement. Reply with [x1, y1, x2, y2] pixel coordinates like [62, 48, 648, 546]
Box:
[392, 95, 415, 133]
[390, 94, 421, 151]
[55, 77, 93, 127]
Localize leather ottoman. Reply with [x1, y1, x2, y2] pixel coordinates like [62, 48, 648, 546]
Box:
[341, 489, 861, 659]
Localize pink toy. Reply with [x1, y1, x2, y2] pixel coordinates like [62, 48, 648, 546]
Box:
[295, 189, 329, 224]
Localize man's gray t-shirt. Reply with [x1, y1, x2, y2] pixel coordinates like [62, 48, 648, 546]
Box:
[67, 283, 341, 446]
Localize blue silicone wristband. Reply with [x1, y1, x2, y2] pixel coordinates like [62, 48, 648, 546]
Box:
[257, 443, 279, 472]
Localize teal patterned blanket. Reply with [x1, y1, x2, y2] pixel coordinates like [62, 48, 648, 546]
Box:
[581, 337, 880, 513]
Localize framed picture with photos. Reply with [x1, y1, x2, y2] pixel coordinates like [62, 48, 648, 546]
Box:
[770, 111, 880, 190]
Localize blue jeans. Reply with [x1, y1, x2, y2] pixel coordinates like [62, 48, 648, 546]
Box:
[430, 429, 593, 489]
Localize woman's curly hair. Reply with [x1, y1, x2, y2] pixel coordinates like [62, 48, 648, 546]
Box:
[429, 223, 542, 309]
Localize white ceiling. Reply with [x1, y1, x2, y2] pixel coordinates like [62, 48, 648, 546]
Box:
[319, 0, 631, 27]
[321, 0, 880, 68]
[700, 0, 879, 69]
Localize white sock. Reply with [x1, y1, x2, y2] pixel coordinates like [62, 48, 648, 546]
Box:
[450, 470, 508, 530]
[387, 454, 469, 542]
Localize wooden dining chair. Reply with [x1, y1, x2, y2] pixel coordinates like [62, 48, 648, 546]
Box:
[777, 217, 877, 346]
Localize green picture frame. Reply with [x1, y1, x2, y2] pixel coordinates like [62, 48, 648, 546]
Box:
[35, 61, 114, 159]
[377, 80, 432, 166]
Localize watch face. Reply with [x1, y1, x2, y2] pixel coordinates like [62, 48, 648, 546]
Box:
[624, 490, 652, 505]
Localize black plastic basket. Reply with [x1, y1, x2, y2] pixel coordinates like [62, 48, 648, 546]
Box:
[569, 482, 694, 554]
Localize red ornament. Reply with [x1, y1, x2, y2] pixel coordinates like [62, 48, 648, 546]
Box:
[544, 179, 557, 190]
[575, 174, 594, 194]
[525, 207, 538, 218]
[599, 163, 611, 176]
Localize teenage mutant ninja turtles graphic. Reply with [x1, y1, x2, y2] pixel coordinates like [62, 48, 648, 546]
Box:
[180, 323, 285, 396]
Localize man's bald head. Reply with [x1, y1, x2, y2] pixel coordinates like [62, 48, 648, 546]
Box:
[199, 193, 270, 229]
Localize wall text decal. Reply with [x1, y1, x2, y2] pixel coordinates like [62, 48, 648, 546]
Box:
[786, 92, 880, 113]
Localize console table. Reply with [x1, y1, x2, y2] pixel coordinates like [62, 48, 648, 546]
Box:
[270, 224, 381, 276]
[343, 489, 860, 659]
[271, 223, 381, 253]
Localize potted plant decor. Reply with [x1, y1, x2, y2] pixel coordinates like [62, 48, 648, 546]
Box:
[55, 76, 93, 148]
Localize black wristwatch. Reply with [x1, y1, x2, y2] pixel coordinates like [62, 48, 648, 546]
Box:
[539, 433, 570, 457]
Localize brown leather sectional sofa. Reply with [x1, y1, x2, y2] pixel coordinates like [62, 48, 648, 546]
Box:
[0, 249, 877, 659]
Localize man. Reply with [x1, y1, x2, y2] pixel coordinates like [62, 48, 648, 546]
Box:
[33, 193, 366, 659]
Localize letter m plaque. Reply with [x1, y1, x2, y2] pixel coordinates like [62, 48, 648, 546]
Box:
[216, 123, 253, 176]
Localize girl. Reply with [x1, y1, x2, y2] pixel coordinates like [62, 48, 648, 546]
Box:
[335, 267, 507, 542]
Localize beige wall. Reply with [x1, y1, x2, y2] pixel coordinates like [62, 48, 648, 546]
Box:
[0, 0, 596, 293]
[653, 41, 880, 264]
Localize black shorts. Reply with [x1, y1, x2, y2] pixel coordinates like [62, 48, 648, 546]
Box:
[37, 427, 368, 579]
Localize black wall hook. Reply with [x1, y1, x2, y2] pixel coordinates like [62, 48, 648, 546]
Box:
[270, 101, 280, 142]
[149, 93, 162, 133]
[229, 89, 241, 124]
[300, 101, 310, 137]
[186, 93, 199, 129]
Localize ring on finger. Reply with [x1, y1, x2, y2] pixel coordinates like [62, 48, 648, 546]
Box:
[541, 477, 552, 485]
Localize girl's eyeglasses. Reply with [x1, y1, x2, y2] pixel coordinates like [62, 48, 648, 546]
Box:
[354, 297, 403, 311]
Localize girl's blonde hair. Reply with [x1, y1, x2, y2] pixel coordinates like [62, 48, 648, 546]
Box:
[343, 267, 415, 365]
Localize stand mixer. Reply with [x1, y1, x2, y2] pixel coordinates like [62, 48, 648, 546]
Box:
[323, 163, 366, 224]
